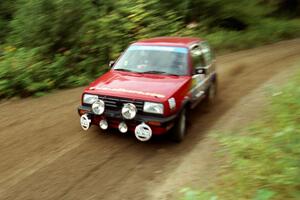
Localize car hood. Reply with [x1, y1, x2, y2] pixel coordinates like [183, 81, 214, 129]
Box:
[85, 70, 191, 102]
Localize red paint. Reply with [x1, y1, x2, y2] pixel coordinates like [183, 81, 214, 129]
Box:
[84, 70, 191, 116]
[136, 36, 202, 47]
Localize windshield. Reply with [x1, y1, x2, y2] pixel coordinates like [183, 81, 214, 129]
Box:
[113, 45, 189, 76]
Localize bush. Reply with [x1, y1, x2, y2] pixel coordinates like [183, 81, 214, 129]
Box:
[205, 19, 300, 52]
[0, 47, 93, 98]
[0, 47, 46, 97]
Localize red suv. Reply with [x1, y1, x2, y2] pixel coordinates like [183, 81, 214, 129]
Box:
[78, 37, 217, 142]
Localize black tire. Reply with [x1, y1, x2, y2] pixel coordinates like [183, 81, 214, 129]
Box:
[172, 108, 187, 142]
[204, 80, 217, 106]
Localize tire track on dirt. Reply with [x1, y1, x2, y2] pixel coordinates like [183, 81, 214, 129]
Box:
[57, 142, 137, 199]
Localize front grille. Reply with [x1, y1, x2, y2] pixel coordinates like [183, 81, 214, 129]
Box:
[97, 96, 144, 112]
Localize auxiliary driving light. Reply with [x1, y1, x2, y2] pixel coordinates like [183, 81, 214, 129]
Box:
[80, 114, 91, 131]
[118, 122, 128, 133]
[121, 103, 137, 119]
[92, 99, 105, 115]
[99, 119, 108, 130]
[135, 123, 152, 142]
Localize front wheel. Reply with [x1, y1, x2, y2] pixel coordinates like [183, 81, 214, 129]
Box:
[171, 108, 187, 142]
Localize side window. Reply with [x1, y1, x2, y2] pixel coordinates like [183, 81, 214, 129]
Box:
[191, 45, 205, 69]
[200, 42, 213, 65]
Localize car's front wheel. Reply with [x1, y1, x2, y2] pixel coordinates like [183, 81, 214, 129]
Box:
[172, 108, 187, 142]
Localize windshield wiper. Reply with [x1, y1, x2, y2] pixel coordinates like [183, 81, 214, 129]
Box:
[143, 70, 178, 76]
[114, 68, 135, 72]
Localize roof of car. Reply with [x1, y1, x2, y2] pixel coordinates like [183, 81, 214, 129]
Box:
[134, 37, 202, 48]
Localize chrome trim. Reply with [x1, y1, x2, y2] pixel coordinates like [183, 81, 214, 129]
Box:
[195, 91, 205, 98]
[190, 75, 210, 93]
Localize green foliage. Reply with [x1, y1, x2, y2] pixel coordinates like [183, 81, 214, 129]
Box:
[10, 0, 96, 53]
[180, 188, 218, 200]
[0, 0, 300, 98]
[0, 47, 92, 97]
[205, 19, 300, 52]
[254, 189, 276, 200]
[0, 0, 15, 43]
[267, 0, 300, 18]
[181, 69, 300, 199]
[0, 47, 46, 97]
[184, 0, 268, 30]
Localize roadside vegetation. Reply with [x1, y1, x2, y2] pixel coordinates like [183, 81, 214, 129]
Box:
[1, 0, 300, 98]
[181, 68, 300, 200]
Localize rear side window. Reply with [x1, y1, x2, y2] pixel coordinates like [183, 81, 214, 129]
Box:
[200, 42, 213, 65]
[191, 45, 206, 68]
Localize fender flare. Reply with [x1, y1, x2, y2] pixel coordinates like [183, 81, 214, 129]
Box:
[180, 97, 192, 112]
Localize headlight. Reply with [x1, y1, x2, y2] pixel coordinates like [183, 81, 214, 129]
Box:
[92, 99, 105, 115]
[83, 94, 98, 104]
[122, 103, 137, 119]
[143, 102, 164, 114]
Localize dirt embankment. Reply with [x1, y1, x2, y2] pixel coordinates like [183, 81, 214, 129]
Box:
[1, 39, 300, 200]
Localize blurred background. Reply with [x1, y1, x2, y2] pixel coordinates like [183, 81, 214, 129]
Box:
[0, 0, 300, 99]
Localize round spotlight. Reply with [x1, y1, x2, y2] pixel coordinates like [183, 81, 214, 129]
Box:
[99, 119, 108, 130]
[80, 114, 91, 131]
[121, 103, 137, 119]
[118, 122, 128, 133]
[92, 99, 105, 115]
[135, 123, 152, 142]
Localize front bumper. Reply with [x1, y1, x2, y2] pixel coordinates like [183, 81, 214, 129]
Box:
[78, 105, 177, 135]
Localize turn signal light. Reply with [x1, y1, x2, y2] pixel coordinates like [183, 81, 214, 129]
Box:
[79, 109, 87, 115]
[148, 121, 161, 126]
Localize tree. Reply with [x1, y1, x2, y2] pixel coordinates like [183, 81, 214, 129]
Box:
[10, 0, 96, 54]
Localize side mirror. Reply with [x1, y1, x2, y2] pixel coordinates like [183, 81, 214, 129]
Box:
[109, 60, 115, 68]
[195, 67, 206, 75]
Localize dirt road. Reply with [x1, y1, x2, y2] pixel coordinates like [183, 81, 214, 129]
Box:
[1, 39, 300, 200]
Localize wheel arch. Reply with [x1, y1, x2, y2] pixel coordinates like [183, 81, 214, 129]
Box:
[180, 98, 192, 112]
